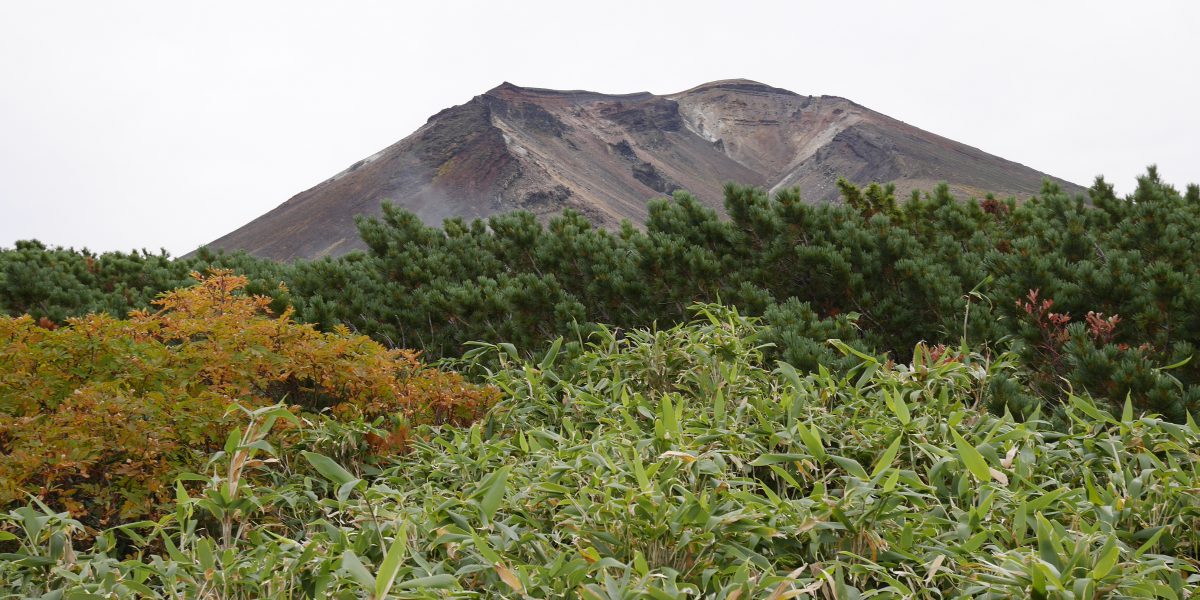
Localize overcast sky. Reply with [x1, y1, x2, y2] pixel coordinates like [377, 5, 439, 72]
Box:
[2, 1, 1197, 256]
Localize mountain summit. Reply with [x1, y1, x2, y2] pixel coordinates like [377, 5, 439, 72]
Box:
[203, 79, 1082, 260]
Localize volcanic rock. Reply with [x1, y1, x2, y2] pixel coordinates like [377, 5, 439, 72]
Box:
[202, 79, 1083, 260]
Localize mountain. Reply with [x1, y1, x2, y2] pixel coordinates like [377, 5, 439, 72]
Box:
[202, 79, 1084, 260]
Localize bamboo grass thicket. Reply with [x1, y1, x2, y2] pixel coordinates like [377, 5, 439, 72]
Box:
[2, 305, 1197, 597]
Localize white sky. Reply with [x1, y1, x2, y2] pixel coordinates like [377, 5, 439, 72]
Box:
[1, 1, 1197, 256]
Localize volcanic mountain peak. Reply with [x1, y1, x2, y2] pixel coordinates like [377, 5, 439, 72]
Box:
[201, 80, 1083, 260]
[671, 78, 802, 96]
[486, 81, 654, 101]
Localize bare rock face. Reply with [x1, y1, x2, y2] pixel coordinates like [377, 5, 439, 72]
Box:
[202, 79, 1082, 260]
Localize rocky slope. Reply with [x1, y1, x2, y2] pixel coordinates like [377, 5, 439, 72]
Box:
[202, 79, 1083, 260]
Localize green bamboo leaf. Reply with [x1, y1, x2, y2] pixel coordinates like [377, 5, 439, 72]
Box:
[223, 427, 242, 455]
[749, 453, 809, 466]
[336, 478, 363, 502]
[301, 452, 357, 488]
[195, 537, 215, 571]
[471, 532, 502, 564]
[630, 450, 651, 492]
[1069, 394, 1115, 423]
[1072, 577, 1097, 599]
[767, 465, 803, 489]
[0, 554, 55, 567]
[539, 336, 563, 371]
[159, 531, 189, 565]
[796, 422, 826, 460]
[244, 439, 275, 455]
[1092, 536, 1119, 579]
[267, 403, 303, 427]
[536, 482, 572, 495]
[312, 559, 333, 598]
[829, 455, 869, 480]
[633, 550, 650, 576]
[1035, 513, 1063, 570]
[660, 395, 680, 441]
[1028, 487, 1070, 513]
[872, 434, 904, 478]
[856, 361, 879, 391]
[375, 522, 409, 599]
[479, 466, 511, 524]
[120, 580, 157, 597]
[395, 574, 458, 590]
[1133, 526, 1166, 558]
[776, 361, 804, 392]
[340, 550, 376, 590]
[497, 343, 520, 361]
[1159, 355, 1192, 370]
[950, 428, 991, 482]
[882, 467, 901, 492]
[827, 338, 878, 364]
[884, 389, 911, 426]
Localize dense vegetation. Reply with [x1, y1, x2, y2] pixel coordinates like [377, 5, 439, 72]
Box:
[0, 272, 496, 529]
[2, 307, 1198, 597]
[3, 170, 1199, 420]
[3, 171, 1200, 596]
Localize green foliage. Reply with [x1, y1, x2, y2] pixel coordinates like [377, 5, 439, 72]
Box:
[0, 241, 291, 322]
[3, 306, 1197, 597]
[302, 170, 1200, 419]
[4, 169, 1200, 418]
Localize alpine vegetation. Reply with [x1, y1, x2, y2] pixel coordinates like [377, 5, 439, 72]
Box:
[2, 305, 1197, 597]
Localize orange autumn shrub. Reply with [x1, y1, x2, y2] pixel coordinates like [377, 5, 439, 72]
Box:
[0, 270, 498, 527]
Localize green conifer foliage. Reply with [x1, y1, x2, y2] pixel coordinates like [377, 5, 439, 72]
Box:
[3, 168, 1198, 418]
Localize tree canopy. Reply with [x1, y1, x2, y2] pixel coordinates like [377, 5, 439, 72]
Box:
[4, 170, 1199, 418]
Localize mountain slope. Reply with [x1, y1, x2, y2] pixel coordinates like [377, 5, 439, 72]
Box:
[202, 79, 1083, 260]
